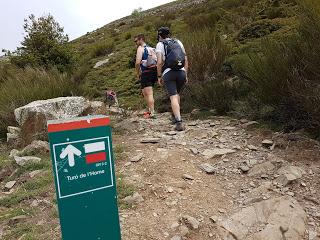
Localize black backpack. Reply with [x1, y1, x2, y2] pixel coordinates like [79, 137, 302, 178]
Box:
[163, 39, 186, 71]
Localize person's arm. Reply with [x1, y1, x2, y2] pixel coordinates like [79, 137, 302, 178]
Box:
[156, 52, 163, 86]
[135, 47, 143, 79]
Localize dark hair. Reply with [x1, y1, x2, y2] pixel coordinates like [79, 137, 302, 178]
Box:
[134, 34, 145, 41]
[158, 27, 171, 39]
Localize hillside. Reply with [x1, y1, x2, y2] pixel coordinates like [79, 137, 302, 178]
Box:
[71, 0, 299, 108]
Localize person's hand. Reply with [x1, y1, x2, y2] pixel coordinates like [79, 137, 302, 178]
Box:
[158, 77, 163, 86]
[185, 75, 189, 84]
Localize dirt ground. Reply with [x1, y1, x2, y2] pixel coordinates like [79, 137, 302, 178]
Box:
[115, 113, 320, 240]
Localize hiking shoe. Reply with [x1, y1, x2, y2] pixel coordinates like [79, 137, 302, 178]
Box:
[149, 112, 157, 119]
[143, 111, 151, 119]
[170, 113, 176, 125]
[175, 121, 185, 131]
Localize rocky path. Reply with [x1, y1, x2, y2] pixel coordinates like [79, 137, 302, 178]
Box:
[115, 112, 320, 240]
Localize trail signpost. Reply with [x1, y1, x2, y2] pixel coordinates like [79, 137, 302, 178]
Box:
[47, 115, 121, 240]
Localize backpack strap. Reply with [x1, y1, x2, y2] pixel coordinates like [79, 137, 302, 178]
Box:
[162, 40, 169, 58]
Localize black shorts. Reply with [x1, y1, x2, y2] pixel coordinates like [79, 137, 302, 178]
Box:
[141, 69, 157, 89]
[163, 70, 186, 96]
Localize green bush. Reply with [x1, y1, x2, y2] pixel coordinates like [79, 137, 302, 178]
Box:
[237, 20, 281, 42]
[184, 12, 220, 30]
[8, 14, 75, 73]
[239, 0, 320, 134]
[182, 28, 229, 83]
[124, 32, 132, 40]
[0, 67, 78, 136]
[90, 40, 115, 58]
[178, 29, 239, 113]
[183, 77, 237, 114]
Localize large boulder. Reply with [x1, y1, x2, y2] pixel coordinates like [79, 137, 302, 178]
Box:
[82, 101, 107, 115]
[217, 196, 307, 240]
[14, 97, 88, 144]
[20, 140, 50, 156]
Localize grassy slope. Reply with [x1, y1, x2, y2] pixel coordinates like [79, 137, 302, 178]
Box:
[71, 0, 298, 109]
[0, 138, 133, 239]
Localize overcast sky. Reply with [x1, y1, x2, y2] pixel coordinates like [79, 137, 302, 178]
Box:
[0, 0, 174, 53]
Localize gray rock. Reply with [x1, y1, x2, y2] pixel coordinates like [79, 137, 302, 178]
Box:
[199, 163, 216, 174]
[239, 165, 250, 173]
[181, 215, 200, 230]
[202, 148, 236, 159]
[309, 230, 318, 240]
[5, 180, 16, 190]
[7, 126, 21, 135]
[9, 149, 20, 158]
[14, 96, 88, 126]
[123, 192, 144, 204]
[210, 216, 218, 223]
[93, 58, 109, 68]
[179, 225, 189, 236]
[29, 170, 43, 178]
[7, 132, 20, 144]
[170, 236, 182, 240]
[217, 196, 307, 240]
[190, 148, 199, 155]
[247, 145, 258, 151]
[166, 131, 177, 136]
[108, 106, 125, 115]
[20, 140, 50, 156]
[182, 174, 195, 180]
[274, 166, 306, 186]
[248, 162, 275, 177]
[14, 156, 41, 166]
[242, 121, 259, 128]
[140, 138, 160, 143]
[14, 97, 88, 144]
[262, 139, 274, 148]
[130, 153, 144, 163]
[83, 101, 107, 115]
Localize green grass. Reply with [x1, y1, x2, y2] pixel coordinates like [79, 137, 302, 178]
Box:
[0, 140, 135, 238]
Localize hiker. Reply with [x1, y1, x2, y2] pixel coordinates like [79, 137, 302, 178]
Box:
[156, 27, 189, 131]
[105, 90, 118, 107]
[134, 34, 157, 119]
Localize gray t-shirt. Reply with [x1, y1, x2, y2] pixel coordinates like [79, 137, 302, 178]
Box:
[156, 38, 186, 76]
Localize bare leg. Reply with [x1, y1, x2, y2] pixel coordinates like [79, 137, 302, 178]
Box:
[143, 87, 155, 113]
[170, 94, 181, 121]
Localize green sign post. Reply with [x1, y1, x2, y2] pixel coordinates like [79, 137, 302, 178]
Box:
[47, 115, 121, 240]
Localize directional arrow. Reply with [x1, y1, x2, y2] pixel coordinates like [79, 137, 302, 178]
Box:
[60, 145, 82, 167]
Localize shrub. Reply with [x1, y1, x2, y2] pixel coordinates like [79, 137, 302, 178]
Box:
[184, 12, 220, 30]
[8, 14, 75, 73]
[90, 40, 114, 58]
[237, 20, 281, 42]
[183, 77, 237, 114]
[0, 67, 78, 136]
[131, 7, 142, 17]
[178, 29, 240, 113]
[182, 28, 229, 83]
[239, 0, 320, 134]
[124, 32, 132, 40]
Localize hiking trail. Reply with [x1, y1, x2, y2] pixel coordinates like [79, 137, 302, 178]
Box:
[115, 112, 320, 240]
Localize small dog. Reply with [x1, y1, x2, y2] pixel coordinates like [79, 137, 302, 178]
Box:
[105, 90, 119, 107]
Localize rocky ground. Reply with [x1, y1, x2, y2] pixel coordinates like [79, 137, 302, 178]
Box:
[0, 110, 319, 239]
[116, 112, 320, 240]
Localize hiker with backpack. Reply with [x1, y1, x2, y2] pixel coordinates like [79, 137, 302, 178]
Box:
[134, 34, 158, 119]
[156, 27, 189, 131]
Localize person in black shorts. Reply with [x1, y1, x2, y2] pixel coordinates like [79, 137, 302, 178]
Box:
[156, 27, 189, 131]
[134, 34, 157, 118]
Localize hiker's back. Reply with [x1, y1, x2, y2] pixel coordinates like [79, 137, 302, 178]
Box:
[162, 38, 186, 71]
